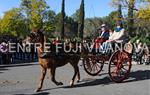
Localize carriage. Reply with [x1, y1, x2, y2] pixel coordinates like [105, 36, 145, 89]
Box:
[75, 40, 132, 83]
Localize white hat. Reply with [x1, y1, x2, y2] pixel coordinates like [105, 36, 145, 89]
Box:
[136, 39, 140, 44]
[101, 24, 106, 27]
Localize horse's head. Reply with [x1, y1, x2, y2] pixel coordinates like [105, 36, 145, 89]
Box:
[24, 30, 45, 44]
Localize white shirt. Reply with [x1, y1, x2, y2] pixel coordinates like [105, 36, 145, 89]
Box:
[100, 31, 105, 37]
[109, 28, 125, 43]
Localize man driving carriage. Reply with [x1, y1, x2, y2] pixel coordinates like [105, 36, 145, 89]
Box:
[94, 24, 110, 49]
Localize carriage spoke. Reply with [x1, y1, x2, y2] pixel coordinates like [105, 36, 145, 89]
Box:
[95, 62, 101, 69]
[94, 64, 98, 72]
[86, 62, 93, 72]
[121, 67, 128, 71]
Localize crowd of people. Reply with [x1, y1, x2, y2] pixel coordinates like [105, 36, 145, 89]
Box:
[133, 39, 150, 65]
[0, 37, 37, 64]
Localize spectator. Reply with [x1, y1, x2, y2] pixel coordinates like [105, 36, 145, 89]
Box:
[0, 41, 10, 64]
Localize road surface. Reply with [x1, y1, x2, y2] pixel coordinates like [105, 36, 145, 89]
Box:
[0, 61, 150, 95]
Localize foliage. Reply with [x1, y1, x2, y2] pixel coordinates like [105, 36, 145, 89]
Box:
[130, 36, 150, 44]
[43, 10, 56, 36]
[21, 0, 56, 37]
[21, 0, 32, 18]
[30, 0, 47, 29]
[0, 18, 2, 33]
[21, 0, 48, 29]
[0, 8, 29, 38]
[65, 16, 78, 38]
[71, 9, 80, 22]
[137, 0, 150, 22]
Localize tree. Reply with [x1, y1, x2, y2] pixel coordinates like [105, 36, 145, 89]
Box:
[0, 8, 29, 38]
[43, 10, 56, 37]
[84, 18, 101, 38]
[110, 0, 122, 20]
[55, 12, 62, 36]
[21, 0, 32, 18]
[30, 0, 47, 29]
[61, 0, 65, 39]
[0, 18, 2, 34]
[78, 0, 85, 40]
[127, 0, 135, 37]
[136, 0, 150, 37]
[107, 11, 120, 28]
[20, 0, 32, 30]
[21, 0, 48, 30]
[118, 4, 122, 20]
[137, 0, 150, 21]
[65, 16, 78, 38]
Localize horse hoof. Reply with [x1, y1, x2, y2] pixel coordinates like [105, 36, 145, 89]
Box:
[59, 82, 63, 85]
[70, 83, 74, 87]
[35, 88, 41, 92]
[56, 82, 63, 86]
[70, 81, 74, 86]
[77, 80, 80, 83]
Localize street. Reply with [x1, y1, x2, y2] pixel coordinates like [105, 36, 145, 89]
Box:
[0, 61, 150, 95]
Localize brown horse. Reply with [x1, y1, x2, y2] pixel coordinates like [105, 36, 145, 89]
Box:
[24, 30, 80, 92]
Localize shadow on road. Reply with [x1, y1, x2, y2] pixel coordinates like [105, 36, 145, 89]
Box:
[41, 69, 150, 92]
[14, 92, 50, 95]
[64, 77, 112, 88]
[68, 70, 150, 88]
[124, 70, 150, 83]
[41, 76, 112, 92]
[0, 68, 9, 73]
[62, 70, 150, 88]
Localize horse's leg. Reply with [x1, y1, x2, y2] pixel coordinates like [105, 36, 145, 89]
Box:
[76, 67, 80, 83]
[35, 67, 47, 92]
[69, 63, 80, 86]
[49, 68, 63, 86]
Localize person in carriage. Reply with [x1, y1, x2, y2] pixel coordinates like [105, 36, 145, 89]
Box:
[98, 24, 110, 43]
[107, 21, 126, 43]
[93, 24, 110, 52]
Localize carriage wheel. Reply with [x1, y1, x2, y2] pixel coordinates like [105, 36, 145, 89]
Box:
[108, 50, 132, 83]
[83, 57, 104, 76]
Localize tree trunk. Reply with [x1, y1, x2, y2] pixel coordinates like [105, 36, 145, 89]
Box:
[128, 0, 135, 37]
[61, 0, 65, 39]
